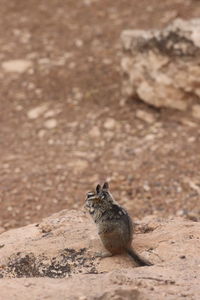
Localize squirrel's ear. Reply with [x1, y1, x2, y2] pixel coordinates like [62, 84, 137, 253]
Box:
[96, 184, 101, 194]
[102, 182, 109, 190]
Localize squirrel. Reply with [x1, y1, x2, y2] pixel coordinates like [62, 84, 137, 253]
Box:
[85, 182, 153, 267]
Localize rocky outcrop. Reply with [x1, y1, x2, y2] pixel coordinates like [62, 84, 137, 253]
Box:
[0, 209, 200, 299]
[121, 18, 200, 118]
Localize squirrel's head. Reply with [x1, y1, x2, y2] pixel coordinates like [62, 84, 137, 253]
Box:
[85, 182, 114, 215]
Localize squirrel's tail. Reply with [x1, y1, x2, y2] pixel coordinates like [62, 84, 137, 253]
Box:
[126, 248, 153, 266]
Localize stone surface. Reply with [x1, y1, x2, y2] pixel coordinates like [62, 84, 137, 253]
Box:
[0, 210, 200, 299]
[2, 60, 32, 73]
[121, 18, 200, 116]
[136, 110, 156, 123]
[44, 119, 57, 129]
[89, 126, 101, 138]
[192, 104, 200, 119]
[103, 118, 116, 130]
[27, 104, 49, 119]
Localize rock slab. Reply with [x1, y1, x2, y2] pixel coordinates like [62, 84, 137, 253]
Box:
[0, 210, 200, 299]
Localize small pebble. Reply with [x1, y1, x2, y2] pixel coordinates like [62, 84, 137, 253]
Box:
[44, 119, 57, 129]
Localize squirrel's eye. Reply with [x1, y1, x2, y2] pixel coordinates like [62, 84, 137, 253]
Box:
[87, 192, 95, 198]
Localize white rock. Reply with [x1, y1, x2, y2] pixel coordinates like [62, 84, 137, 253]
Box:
[44, 110, 57, 118]
[145, 134, 155, 141]
[104, 118, 116, 130]
[192, 104, 200, 119]
[136, 110, 155, 123]
[75, 39, 83, 47]
[27, 104, 49, 119]
[89, 126, 101, 138]
[2, 59, 32, 73]
[44, 119, 57, 129]
[48, 139, 54, 145]
[180, 118, 197, 127]
[38, 58, 51, 65]
[121, 19, 200, 113]
[187, 136, 196, 143]
[102, 58, 112, 65]
[38, 130, 46, 138]
[143, 183, 150, 191]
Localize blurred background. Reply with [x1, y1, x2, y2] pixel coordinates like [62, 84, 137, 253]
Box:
[1, 0, 200, 230]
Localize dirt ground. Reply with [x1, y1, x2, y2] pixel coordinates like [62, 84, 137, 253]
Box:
[1, 0, 200, 230]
